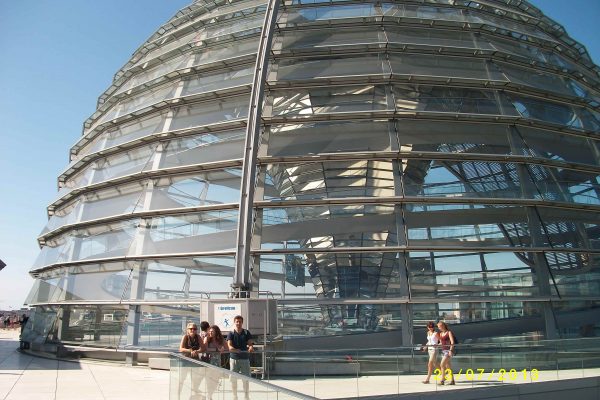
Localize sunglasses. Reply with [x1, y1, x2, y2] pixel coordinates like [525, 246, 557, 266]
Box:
[189, 327, 197, 330]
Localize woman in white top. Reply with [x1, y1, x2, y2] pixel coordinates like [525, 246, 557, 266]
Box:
[422, 321, 440, 384]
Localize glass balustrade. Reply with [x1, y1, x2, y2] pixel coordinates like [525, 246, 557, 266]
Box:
[169, 338, 600, 399]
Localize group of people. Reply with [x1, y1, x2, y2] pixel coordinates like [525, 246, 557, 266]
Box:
[180, 316, 458, 394]
[179, 315, 254, 399]
[422, 321, 457, 385]
[179, 315, 254, 375]
[1, 313, 28, 333]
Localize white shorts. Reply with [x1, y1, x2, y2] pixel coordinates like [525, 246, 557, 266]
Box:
[428, 348, 438, 362]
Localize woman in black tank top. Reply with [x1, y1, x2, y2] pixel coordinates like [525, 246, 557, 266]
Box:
[179, 322, 206, 359]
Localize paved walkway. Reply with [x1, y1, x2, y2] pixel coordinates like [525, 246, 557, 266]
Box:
[0, 329, 169, 400]
[2, 328, 599, 399]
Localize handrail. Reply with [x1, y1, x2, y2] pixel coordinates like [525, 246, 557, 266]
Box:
[48, 335, 600, 356]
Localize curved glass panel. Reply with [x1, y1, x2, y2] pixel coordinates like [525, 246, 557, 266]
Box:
[509, 94, 600, 131]
[259, 252, 404, 300]
[263, 160, 396, 201]
[271, 54, 390, 81]
[270, 85, 390, 116]
[142, 256, 235, 301]
[159, 129, 245, 168]
[43, 169, 242, 236]
[390, 54, 505, 81]
[394, 85, 518, 115]
[32, 219, 139, 270]
[406, 203, 530, 248]
[408, 251, 540, 298]
[27, 269, 132, 304]
[78, 113, 166, 159]
[260, 204, 399, 250]
[150, 169, 241, 208]
[134, 12, 264, 67]
[113, 37, 259, 100]
[397, 119, 522, 155]
[266, 120, 394, 156]
[285, 3, 379, 23]
[135, 304, 201, 348]
[170, 95, 249, 130]
[56, 305, 128, 346]
[144, 210, 238, 254]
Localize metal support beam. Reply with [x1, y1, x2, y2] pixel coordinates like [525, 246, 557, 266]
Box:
[514, 160, 559, 340]
[125, 134, 167, 365]
[233, 0, 281, 294]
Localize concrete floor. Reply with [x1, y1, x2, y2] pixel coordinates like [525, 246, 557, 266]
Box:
[0, 329, 169, 400]
[2, 328, 599, 400]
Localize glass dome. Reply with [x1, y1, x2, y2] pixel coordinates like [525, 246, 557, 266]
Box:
[24, 0, 600, 356]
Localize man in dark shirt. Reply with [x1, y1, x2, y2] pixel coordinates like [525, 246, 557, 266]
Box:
[227, 315, 253, 399]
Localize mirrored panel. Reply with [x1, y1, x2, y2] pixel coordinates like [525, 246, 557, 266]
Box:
[78, 113, 166, 159]
[150, 169, 241, 208]
[405, 203, 530, 248]
[271, 54, 390, 81]
[170, 95, 249, 130]
[535, 207, 600, 250]
[258, 252, 403, 300]
[516, 125, 600, 167]
[26, 268, 132, 304]
[262, 160, 396, 201]
[396, 119, 523, 156]
[136, 304, 201, 348]
[390, 54, 505, 81]
[135, 12, 264, 67]
[160, 130, 245, 168]
[32, 219, 139, 270]
[56, 304, 128, 347]
[269, 85, 390, 116]
[142, 256, 234, 301]
[407, 251, 539, 298]
[277, 302, 404, 336]
[259, 204, 399, 250]
[394, 84, 518, 116]
[265, 120, 394, 156]
[144, 210, 238, 254]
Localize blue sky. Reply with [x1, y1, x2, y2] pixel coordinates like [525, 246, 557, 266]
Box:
[0, 0, 598, 310]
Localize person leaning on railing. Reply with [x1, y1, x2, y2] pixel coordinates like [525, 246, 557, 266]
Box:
[227, 315, 254, 376]
[180, 322, 206, 359]
[227, 315, 254, 399]
[204, 324, 227, 367]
